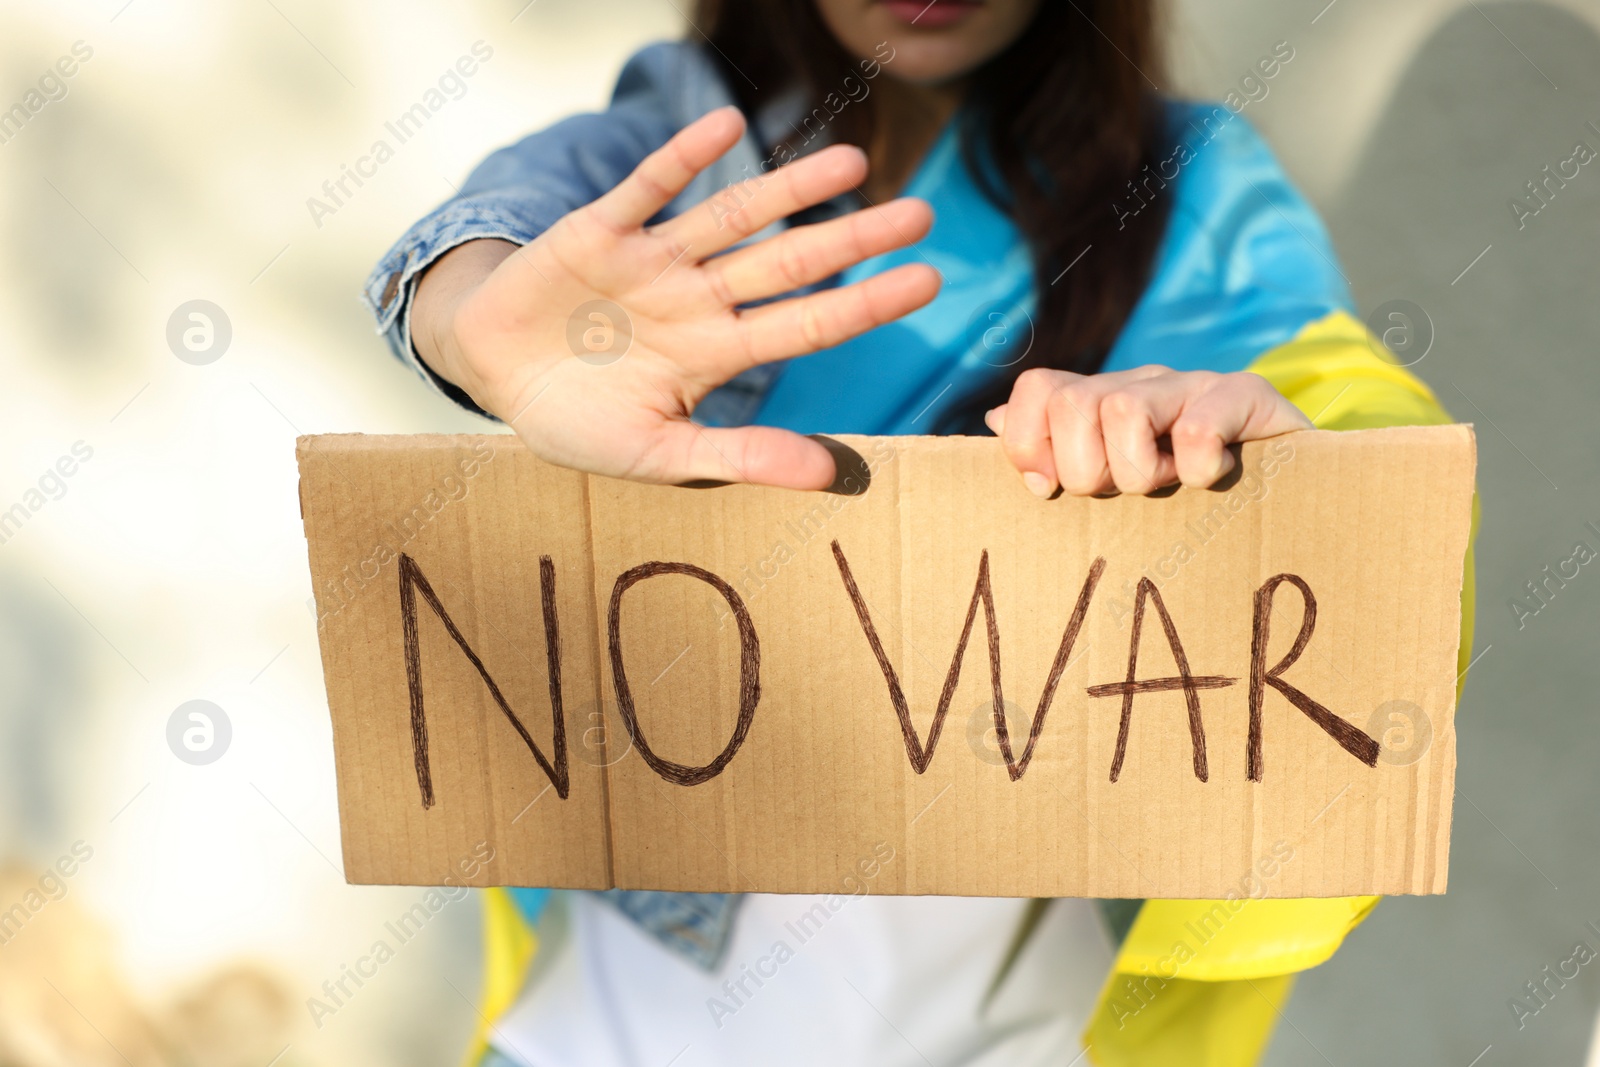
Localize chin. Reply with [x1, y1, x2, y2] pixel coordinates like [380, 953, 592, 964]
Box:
[878, 39, 991, 84]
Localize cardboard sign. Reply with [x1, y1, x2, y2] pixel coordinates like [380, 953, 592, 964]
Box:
[297, 426, 1474, 898]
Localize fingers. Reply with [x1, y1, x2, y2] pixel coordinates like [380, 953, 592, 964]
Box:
[989, 369, 1069, 497]
[588, 107, 747, 232]
[735, 262, 941, 365]
[657, 422, 838, 490]
[1167, 373, 1312, 485]
[1091, 371, 1207, 493]
[987, 368, 1305, 497]
[709, 197, 934, 306]
[655, 143, 872, 258]
[989, 367, 1169, 497]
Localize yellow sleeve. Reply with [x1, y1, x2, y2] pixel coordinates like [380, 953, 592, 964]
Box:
[1251, 310, 1479, 683]
[1084, 311, 1478, 1067]
[461, 887, 540, 1067]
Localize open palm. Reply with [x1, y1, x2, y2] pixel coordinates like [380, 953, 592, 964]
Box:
[428, 106, 940, 489]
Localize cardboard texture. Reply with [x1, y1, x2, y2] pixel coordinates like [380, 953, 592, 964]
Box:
[297, 426, 1475, 898]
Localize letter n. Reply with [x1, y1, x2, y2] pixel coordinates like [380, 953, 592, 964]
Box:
[1247, 574, 1379, 780]
[399, 553, 569, 805]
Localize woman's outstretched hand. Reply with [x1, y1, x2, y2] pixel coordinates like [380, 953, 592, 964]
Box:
[410, 105, 939, 490]
[985, 366, 1313, 497]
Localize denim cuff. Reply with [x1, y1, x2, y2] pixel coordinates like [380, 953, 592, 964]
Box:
[594, 888, 745, 971]
[361, 191, 571, 418]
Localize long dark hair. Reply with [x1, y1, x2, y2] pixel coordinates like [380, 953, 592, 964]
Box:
[691, 0, 1171, 420]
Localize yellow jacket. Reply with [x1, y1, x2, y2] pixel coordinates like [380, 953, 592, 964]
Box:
[463, 311, 1477, 1067]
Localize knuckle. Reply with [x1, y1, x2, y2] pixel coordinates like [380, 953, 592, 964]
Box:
[777, 237, 810, 289]
[1042, 396, 1069, 429]
[799, 302, 829, 350]
[1100, 389, 1141, 420]
[1015, 367, 1056, 392]
[730, 430, 767, 478]
[656, 236, 691, 274]
[999, 416, 1045, 460]
[1044, 385, 1079, 419]
[779, 163, 810, 202]
[1055, 381, 1096, 418]
[1005, 427, 1043, 455]
[1007, 439, 1049, 470]
[633, 166, 674, 206]
[665, 137, 697, 177]
[1170, 416, 1214, 446]
[857, 283, 889, 329]
[705, 264, 737, 307]
[725, 202, 762, 238]
[1232, 370, 1273, 395]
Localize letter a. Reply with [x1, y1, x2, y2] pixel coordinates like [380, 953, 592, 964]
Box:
[1088, 578, 1236, 782]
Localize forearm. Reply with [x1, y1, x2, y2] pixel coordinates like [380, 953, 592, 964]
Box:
[409, 237, 520, 394]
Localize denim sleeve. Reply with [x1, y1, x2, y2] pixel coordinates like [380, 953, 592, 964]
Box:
[361, 48, 686, 414]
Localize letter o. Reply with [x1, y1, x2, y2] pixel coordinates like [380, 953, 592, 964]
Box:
[609, 561, 760, 786]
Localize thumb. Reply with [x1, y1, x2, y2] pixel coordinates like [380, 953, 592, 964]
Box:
[663, 422, 838, 490]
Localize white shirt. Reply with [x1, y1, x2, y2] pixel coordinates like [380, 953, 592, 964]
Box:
[493, 893, 1110, 1067]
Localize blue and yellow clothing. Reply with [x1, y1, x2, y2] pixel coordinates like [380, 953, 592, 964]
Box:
[366, 39, 1475, 1067]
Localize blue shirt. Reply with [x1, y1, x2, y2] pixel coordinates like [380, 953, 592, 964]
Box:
[751, 101, 1351, 435]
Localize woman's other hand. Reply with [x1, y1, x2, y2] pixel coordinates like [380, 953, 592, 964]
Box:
[409, 105, 939, 490]
[984, 366, 1313, 497]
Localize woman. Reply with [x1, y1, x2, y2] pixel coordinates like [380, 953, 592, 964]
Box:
[364, 0, 1470, 1063]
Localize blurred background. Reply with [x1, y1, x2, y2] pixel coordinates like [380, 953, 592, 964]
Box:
[1, 0, 1598, 1064]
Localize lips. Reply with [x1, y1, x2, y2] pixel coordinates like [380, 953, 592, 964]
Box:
[880, 0, 985, 30]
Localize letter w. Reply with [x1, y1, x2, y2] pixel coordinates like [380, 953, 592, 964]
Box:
[831, 540, 1104, 778]
[398, 553, 569, 805]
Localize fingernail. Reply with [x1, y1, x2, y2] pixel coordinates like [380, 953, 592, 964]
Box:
[1023, 472, 1053, 498]
[1214, 449, 1237, 482]
[985, 407, 1006, 434]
